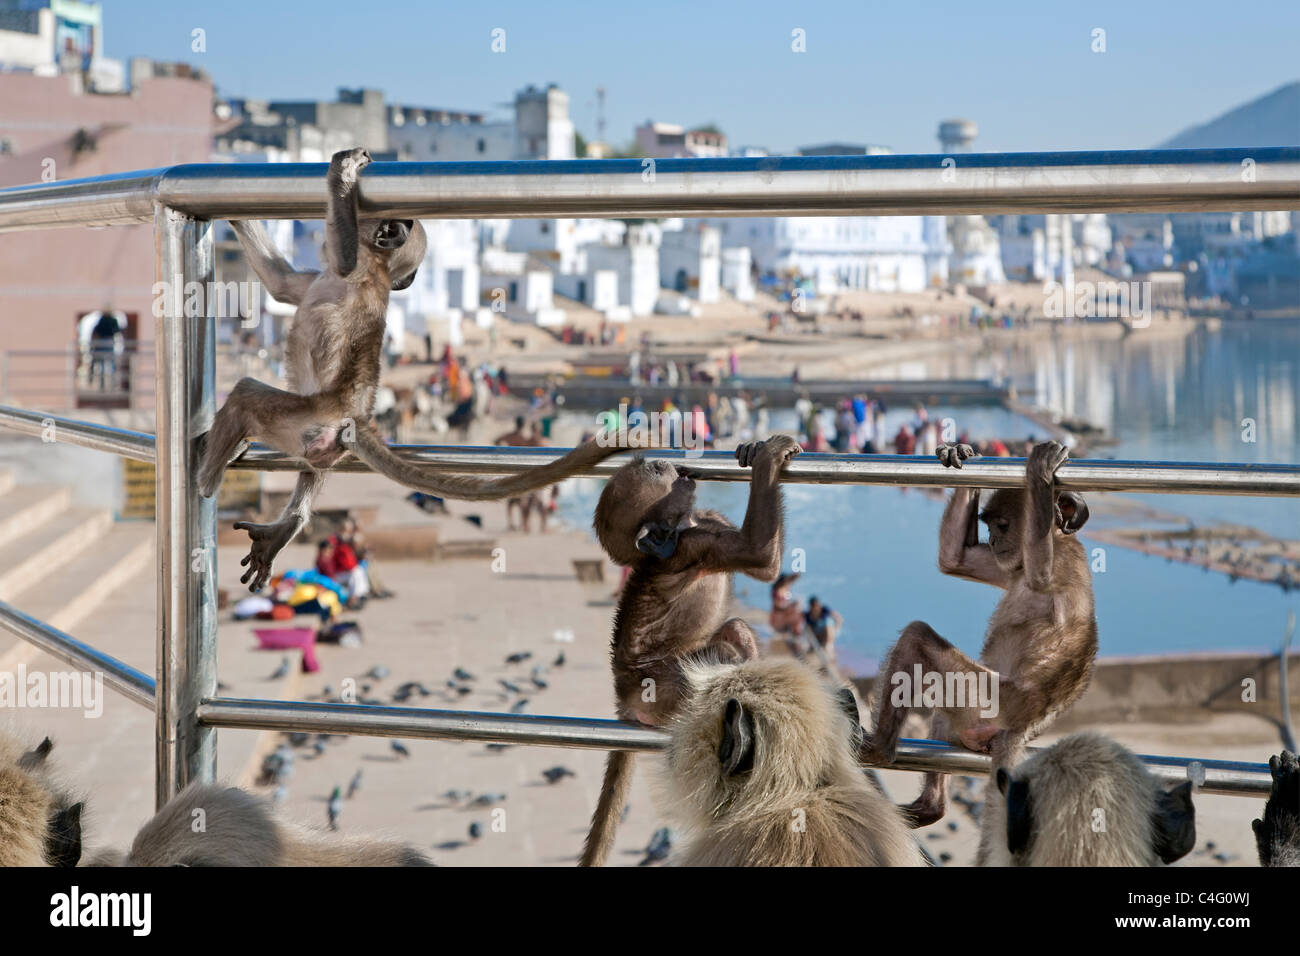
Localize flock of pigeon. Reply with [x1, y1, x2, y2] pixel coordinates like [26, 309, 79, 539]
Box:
[257, 645, 674, 862]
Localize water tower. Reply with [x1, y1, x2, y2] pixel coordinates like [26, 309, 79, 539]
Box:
[938, 119, 978, 153]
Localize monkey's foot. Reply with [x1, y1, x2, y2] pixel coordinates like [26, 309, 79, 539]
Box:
[330, 146, 372, 185]
[860, 733, 897, 767]
[936, 442, 978, 468]
[1027, 439, 1070, 485]
[899, 793, 947, 829]
[735, 434, 801, 469]
[232, 517, 300, 591]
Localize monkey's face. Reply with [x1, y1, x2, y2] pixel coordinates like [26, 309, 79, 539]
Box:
[981, 490, 1023, 570]
[594, 458, 697, 565]
[360, 218, 427, 291]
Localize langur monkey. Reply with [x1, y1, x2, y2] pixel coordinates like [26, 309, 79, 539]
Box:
[200, 147, 633, 589]
[655, 657, 923, 866]
[869, 441, 1096, 826]
[979, 732, 1195, 867]
[579, 436, 801, 866]
[1254, 749, 1299, 867]
[0, 733, 82, 867]
[109, 783, 430, 867]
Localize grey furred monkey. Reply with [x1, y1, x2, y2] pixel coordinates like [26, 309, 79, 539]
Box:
[979, 732, 1195, 867]
[111, 783, 430, 867]
[654, 657, 923, 866]
[1253, 749, 1299, 867]
[0, 733, 83, 867]
[869, 440, 1097, 828]
[199, 147, 633, 590]
[578, 436, 799, 866]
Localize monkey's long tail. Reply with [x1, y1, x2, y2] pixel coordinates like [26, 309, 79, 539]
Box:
[578, 750, 635, 867]
[347, 423, 631, 501]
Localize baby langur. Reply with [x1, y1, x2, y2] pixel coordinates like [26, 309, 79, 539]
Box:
[0, 734, 83, 867]
[200, 147, 632, 590]
[1253, 749, 1299, 867]
[656, 657, 923, 866]
[106, 783, 430, 867]
[579, 436, 800, 866]
[869, 440, 1096, 827]
[980, 732, 1195, 867]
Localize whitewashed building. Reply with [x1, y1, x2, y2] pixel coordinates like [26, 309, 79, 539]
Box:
[702, 216, 948, 294]
[584, 227, 661, 316]
[997, 215, 1075, 283]
[721, 247, 755, 301]
[390, 84, 573, 162]
[659, 223, 721, 302]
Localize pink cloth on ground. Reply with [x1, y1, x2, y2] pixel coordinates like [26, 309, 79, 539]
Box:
[252, 627, 320, 672]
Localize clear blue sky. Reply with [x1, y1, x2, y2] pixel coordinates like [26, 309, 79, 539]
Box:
[105, 0, 1299, 154]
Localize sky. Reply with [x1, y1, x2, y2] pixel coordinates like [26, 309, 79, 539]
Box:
[104, 0, 1300, 155]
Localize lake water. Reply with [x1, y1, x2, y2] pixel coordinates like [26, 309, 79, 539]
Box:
[554, 323, 1300, 674]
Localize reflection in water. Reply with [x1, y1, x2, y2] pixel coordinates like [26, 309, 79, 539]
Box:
[555, 326, 1300, 672]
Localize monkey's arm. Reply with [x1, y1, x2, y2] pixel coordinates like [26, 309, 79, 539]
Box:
[324, 147, 370, 278]
[935, 443, 1008, 587]
[232, 470, 326, 591]
[229, 220, 318, 306]
[671, 436, 799, 581]
[1022, 442, 1069, 592]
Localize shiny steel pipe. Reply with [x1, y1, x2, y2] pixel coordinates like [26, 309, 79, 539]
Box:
[0, 405, 156, 464]
[0, 600, 156, 709]
[0, 148, 1296, 232]
[196, 697, 1274, 796]
[230, 443, 1300, 497]
[153, 208, 219, 809]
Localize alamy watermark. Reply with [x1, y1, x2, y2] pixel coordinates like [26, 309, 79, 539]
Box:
[151, 276, 263, 326]
[887, 664, 999, 718]
[0, 665, 104, 717]
[1043, 278, 1151, 327]
[596, 402, 706, 457]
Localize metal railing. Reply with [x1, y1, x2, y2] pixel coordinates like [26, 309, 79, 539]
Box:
[0, 148, 1296, 817]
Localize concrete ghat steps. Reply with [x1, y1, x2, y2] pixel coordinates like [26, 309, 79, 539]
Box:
[0, 505, 114, 601]
[0, 484, 72, 545]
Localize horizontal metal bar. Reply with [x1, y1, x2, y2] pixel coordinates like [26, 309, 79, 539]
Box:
[0, 405, 156, 464]
[197, 697, 1272, 796]
[0, 599, 156, 709]
[0, 148, 1296, 232]
[232, 442, 1300, 497]
[1, 405, 1294, 496]
[876, 736, 1270, 798]
[197, 697, 669, 751]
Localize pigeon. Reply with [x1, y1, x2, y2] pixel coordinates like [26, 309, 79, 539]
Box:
[453, 668, 475, 682]
[531, 676, 549, 691]
[391, 741, 410, 758]
[485, 743, 511, 753]
[505, 651, 532, 665]
[499, 679, 523, 695]
[327, 786, 343, 830]
[312, 740, 327, 757]
[510, 698, 530, 714]
[366, 665, 391, 680]
[442, 789, 470, 803]
[347, 769, 363, 799]
[541, 766, 575, 784]
[639, 827, 672, 866]
[468, 822, 483, 840]
[269, 657, 291, 680]
[455, 686, 473, 696]
[552, 651, 566, 668]
[469, 793, 506, 808]
[288, 732, 310, 747]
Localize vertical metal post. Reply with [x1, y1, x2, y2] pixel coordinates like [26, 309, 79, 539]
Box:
[154, 206, 217, 808]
